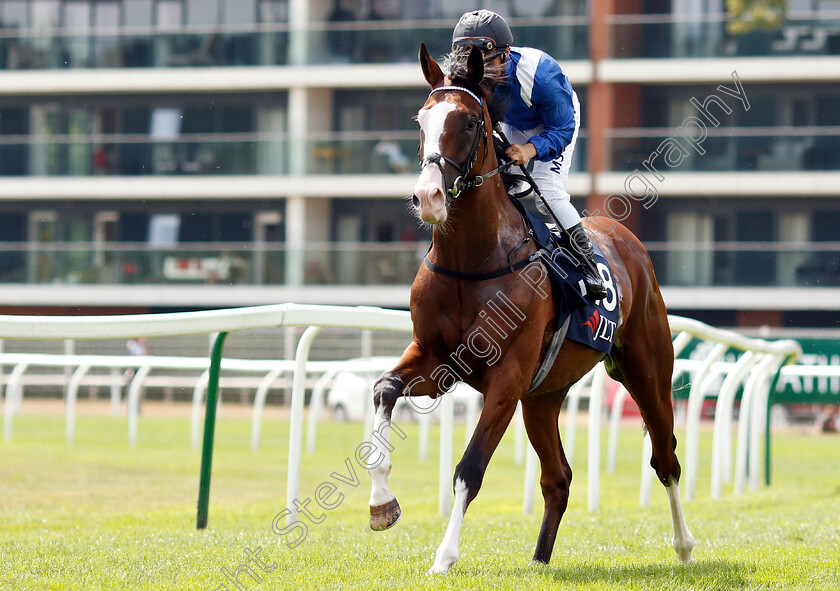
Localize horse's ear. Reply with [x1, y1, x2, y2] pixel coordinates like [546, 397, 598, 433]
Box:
[419, 43, 444, 88]
[466, 46, 484, 84]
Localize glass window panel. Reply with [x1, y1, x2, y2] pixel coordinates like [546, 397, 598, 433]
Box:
[740, 95, 774, 126]
[33, 0, 60, 28]
[150, 107, 182, 139]
[181, 105, 214, 134]
[178, 213, 212, 242]
[120, 106, 150, 134]
[63, 1, 91, 30]
[816, 1, 840, 13]
[259, 0, 288, 23]
[0, 107, 28, 134]
[512, 0, 555, 17]
[223, 0, 255, 25]
[2, 1, 29, 28]
[220, 105, 252, 132]
[187, 0, 218, 26]
[403, 0, 433, 19]
[149, 214, 181, 245]
[123, 0, 153, 27]
[93, 2, 121, 67]
[813, 210, 840, 241]
[119, 213, 149, 242]
[368, 0, 400, 19]
[816, 95, 840, 125]
[94, 2, 120, 29]
[156, 0, 182, 30]
[438, 0, 477, 20]
[217, 213, 251, 241]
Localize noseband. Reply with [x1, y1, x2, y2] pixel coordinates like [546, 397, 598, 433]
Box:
[420, 85, 507, 202]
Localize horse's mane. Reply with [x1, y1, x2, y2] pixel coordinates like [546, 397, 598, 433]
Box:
[440, 52, 509, 125]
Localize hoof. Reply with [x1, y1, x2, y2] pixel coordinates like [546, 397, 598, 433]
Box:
[674, 534, 695, 563]
[369, 498, 401, 531]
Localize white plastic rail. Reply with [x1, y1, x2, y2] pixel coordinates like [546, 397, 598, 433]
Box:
[0, 305, 805, 525]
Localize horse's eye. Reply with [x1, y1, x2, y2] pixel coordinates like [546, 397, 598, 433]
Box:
[466, 118, 478, 132]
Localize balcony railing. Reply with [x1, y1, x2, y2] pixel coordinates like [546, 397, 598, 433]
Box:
[608, 12, 840, 59]
[0, 242, 427, 286]
[0, 132, 588, 177]
[0, 25, 290, 69]
[607, 127, 840, 173]
[0, 132, 284, 176]
[646, 241, 840, 288]
[8, 13, 840, 68]
[0, 17, 589, 71]
[0, 241, 837, 288]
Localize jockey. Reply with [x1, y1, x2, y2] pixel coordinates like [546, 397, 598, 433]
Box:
[451, 9, 607, 300]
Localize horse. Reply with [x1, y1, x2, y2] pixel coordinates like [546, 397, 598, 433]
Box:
[365, 43, 694, 574]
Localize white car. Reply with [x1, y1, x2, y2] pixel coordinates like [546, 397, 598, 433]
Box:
[326, 371, 482, 422]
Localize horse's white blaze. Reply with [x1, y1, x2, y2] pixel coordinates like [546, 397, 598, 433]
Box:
[665, 475, 695, 562]
[368, 405, 395, 507]
[418, 101, 457, 160]
[413, 101, 457, 224]
[428, 477, 468, 574]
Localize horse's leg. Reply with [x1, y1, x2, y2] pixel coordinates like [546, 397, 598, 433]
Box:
[367, 371, 404, 530]
[520, 389, 572, 565]
[429, 385, 520, 574]
[368, 342, 442, 531]
[609, 313, 695, 563]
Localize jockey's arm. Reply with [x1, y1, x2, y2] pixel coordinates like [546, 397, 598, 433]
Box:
[526, 62, 576, 162]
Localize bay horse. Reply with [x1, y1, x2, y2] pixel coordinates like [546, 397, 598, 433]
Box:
[366, 44, 694, 574]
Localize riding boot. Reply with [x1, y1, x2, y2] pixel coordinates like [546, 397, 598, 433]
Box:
[567, 223, 607, 302]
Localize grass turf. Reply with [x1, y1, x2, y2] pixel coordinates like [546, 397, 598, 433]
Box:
[1, 411, 838, 590]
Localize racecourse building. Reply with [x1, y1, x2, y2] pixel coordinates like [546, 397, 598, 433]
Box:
[0, 0, 838, 328]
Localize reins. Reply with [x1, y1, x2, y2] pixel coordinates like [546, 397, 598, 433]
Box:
[420, 84, 533, 281]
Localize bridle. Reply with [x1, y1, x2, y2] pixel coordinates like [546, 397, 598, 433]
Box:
[419, 85, 509, 202]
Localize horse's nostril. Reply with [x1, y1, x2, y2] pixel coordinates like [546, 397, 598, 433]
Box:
[412, 195, 420, 208]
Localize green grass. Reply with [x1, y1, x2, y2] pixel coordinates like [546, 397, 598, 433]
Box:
[1, 412, 839, 590]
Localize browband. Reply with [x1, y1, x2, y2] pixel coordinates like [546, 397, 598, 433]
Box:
[429, 85, 482, 106]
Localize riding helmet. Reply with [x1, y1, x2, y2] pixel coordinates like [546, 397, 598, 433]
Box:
[451, 10, 513, 60]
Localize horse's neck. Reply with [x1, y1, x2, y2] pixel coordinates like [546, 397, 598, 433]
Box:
[431, 177, 525, 272]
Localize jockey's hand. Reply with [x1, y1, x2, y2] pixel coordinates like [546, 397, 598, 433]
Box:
[505, 143, 537, 166]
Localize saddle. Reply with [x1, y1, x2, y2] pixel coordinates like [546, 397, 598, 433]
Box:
[508, 197, 619, 358]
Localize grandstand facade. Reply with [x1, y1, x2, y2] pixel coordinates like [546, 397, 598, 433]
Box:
[0, 0, 838, 328]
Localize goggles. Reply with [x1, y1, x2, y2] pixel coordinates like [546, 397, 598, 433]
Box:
[452, 37, 508, 60]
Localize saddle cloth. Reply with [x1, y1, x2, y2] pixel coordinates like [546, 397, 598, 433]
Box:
[523, 208, 619, 355]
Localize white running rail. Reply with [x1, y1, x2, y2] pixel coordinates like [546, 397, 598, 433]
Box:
[0, 305, 807, 523]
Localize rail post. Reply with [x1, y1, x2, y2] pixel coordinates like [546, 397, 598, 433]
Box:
[196, 331, 228, 529]
[286, 325, 322, 524]
[764, 354, 795, 487]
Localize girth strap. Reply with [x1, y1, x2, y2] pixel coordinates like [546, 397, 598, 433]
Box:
[423, 251, 533, 281]
[526, 315, 571, 394]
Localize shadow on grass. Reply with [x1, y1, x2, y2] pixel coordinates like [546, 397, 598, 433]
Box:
[480, 559, 755, 588]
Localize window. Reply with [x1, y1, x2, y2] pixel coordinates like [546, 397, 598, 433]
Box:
[1, 1, 29, 28]
[223, 0, 256, 25]
[259, 0, 288, 23]
[187, 0, 218, 26]
[123, 0, 153, 27]
[156, 0, 182, 30]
